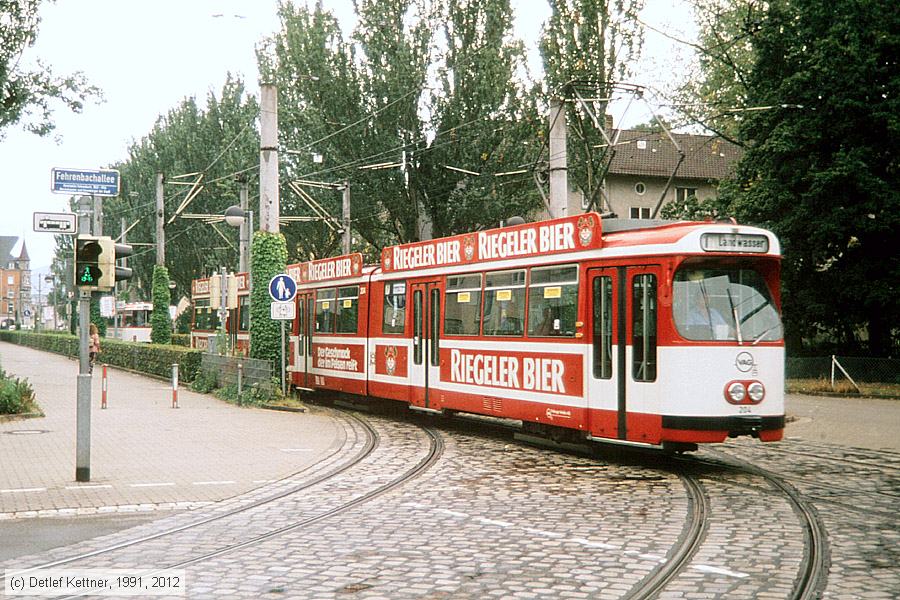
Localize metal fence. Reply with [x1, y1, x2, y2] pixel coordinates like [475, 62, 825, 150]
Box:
[200, 354, 274, 391]
[787, 356, 900, 385]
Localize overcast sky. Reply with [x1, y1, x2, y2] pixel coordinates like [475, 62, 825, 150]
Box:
[1, 0, 695, 274]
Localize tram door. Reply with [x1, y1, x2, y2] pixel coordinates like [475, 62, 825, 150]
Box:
[409, 281, 442, 409]
[587, 268, 624, 439]
[587, 266, 660, 441]
[291, 293, 315, 388]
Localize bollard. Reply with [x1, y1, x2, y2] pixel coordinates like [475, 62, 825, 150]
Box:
[172, 363, 179, 409]
[237, 362, 243, 396]
[101, 364, 108, 409]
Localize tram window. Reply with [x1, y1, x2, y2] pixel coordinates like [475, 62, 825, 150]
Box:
[430, 288, 441, 367]
[193, 300, 210, 330]
[632, 274, 657, 382]
[413, 290, 423, 365]
[528, 264, 578, 337]
[444, 274, 482, 336]
[592, 276, 613, 379]
[315, 289, 336, 334]
[673, 267, 783, 343]
[483, 270, 526, 336]
[382, 281, 407, 334]
[238, 296, 250, 332]
[335, 286, 359, 334]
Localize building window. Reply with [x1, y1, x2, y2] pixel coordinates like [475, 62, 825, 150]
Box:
[634, 182, 646, 195]
[630, 207, 651, 219]
[6, 276, 12, 285]
[676, 187, 697, 203]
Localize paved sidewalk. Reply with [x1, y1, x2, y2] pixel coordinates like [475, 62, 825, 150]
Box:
[0, 342, 342, 519]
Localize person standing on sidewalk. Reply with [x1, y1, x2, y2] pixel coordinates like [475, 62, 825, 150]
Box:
[89, 323, 101, 373]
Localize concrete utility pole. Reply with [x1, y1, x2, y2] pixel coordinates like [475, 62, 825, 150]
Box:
[239, 178, 250, 272]
[93, 196, 103, 235]
[342, 182, 351, 254]
[259, 84, 279, 233]
[156, 172, 165, 266]
[548, 97, 569, 219]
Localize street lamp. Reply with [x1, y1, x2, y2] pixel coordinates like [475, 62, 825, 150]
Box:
[224, 205, 253, 273]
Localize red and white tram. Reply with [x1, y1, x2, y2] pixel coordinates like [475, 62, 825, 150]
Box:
[286, 212, 784, 450]
[190, 272, 251, 355]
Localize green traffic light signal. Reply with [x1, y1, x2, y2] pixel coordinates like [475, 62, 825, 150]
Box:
[74, 236, 104, 290]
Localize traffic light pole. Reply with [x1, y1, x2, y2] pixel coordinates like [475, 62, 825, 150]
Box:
[76, 202, 93, 482]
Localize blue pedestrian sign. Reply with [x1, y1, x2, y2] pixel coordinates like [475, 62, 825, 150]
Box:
[51, 168, 120, 197]
[268, 274, 297, 303]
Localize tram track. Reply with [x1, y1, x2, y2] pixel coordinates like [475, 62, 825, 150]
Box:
[623, 471, 709, 600]
[28, 411, 444, 600]
[1, 409, 378, 583]
[700, 449, 830, 600]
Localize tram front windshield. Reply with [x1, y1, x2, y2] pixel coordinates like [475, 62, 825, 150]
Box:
[673, 266, 783, 343]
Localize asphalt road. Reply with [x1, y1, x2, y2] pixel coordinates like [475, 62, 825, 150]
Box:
[784, 392, 900, 451]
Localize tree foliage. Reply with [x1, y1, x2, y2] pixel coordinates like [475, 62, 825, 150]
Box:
[150, 265, 172, 344]
[717, 0, 900, 355]
[0, 0, 101, 138]
[259, 0, 543, 258]
[540, 0, 644, 212]
[249, 231, 287, 361]
[59, 76, 261, 301]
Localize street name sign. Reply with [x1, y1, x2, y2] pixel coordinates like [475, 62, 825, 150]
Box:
[33, 211, 76, 233]
[271, 301, 296, 320]
[51, 168, 120, 197]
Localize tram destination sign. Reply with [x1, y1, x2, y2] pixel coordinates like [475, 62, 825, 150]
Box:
[51, 168, 120, 197]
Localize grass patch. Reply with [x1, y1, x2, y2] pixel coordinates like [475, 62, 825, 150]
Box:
[787, 377, 900, 398]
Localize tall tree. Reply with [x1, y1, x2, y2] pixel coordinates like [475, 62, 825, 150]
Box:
[540, 0, 644, 212]
[260, 0, 541, 260]
[718, 0, 900, 355]
[97, 76, 260, 299]
[0, 0, 101, 138]
[671, 0, 767, 142]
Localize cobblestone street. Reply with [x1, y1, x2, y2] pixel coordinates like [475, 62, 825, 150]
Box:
[3, 398, 898, 599]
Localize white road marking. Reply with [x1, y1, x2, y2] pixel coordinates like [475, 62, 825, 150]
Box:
[192, 480, 236, 486]
[129, 482, 175, 488]
[524, 528, 565, 538]
[252, 479, 277, 484]
[435, 509, 469, 518]
[280, 448, 314, 452]
[65, 484, 113, 490]
[570, 537, 617, 550]
[476, 518, 513, 527]
[0, 487, 46, 494]
[692, 565, 750, 578]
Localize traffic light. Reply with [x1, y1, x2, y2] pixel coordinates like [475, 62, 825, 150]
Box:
[74, 236, 103, 289]
[97, 238, 133, 288]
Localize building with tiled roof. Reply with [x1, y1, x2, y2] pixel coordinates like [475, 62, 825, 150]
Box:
[1, 237, 32, 329]
[540, 124, 743, 221]
[601, 129, 742, 219]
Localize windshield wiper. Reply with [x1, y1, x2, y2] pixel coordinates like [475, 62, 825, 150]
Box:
[751, 324, 780, 346]
[726, 288, 743, 345]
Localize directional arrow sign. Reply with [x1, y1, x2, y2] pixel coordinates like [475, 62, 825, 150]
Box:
[33, 212, 76, 234]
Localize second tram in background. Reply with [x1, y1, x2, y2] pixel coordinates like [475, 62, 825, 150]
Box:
[190, 272, 251, 355]
[282, 212, 785, 451]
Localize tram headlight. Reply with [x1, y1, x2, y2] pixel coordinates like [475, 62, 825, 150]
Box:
[726, 382, 746, 403]
[747, 381, 765, 402]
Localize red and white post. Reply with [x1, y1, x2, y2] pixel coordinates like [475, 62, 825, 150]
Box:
[171, 363, 179, 409]
[101, 364, 108, 409]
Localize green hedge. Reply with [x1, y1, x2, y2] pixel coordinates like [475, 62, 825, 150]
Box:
[0, 331, 201, 382]
[170, 333, 191, 347]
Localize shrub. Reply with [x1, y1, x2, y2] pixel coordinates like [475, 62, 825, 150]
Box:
[0, 331, 201, 383]
[250, 231, 287, 361]
[0, 366, 38, 415]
